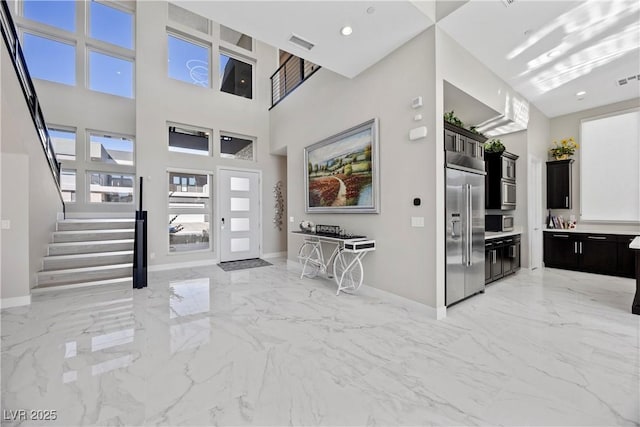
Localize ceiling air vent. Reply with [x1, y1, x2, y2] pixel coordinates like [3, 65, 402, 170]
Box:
[616, 74, 640, 86]
[501, 0, 516, 7]
[289, 34, 315, 51]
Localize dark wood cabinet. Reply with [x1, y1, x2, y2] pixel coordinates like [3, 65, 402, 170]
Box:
[485, 234, 521, 285]
[547, 160, 573, 209]
[486, 152, 518, 210]
[544, 231, 637, 277]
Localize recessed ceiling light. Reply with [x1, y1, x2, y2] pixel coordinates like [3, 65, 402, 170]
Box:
[547, 50, 561, 58]
[366, 6, 375, 14]
[341, 26, 353, 36]
[576, 91, 586, 97]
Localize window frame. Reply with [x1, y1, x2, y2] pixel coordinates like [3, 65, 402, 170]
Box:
[167, 168, 213, 255]
[87, 129, 136, 167]
[219, 24, 254, 53]
[47, 124, 77, 162]
[20, 0, 76, 34]
[60, 168, 77, 203]
[87, 47, 135, 98]
[218, 48, 255, 100]
[20, 30, 77, 86]
[167, 122, 212, 157]
[88, 0, 135, 50]
[219, 131, 257, 162]
[86, 170, 136, 205]
[167, 30, 212, 88]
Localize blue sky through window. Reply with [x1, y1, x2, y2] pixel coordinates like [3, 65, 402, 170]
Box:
[23, 33, 75, 85]
[90, 1, 133, 49]
[90, 134, 133, 153]
[168, 35, 209, 87]
[23, 0, 75, 32]
[89, 51, 133, 98]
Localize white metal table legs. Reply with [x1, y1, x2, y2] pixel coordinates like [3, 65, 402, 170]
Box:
[332, 250, 367, 295]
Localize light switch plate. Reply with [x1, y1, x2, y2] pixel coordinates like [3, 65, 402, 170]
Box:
[1, 220, 10, 229]
[411, 217, 425, 227]
[289, 216, 295, 223]
[409, 126, 428, 141]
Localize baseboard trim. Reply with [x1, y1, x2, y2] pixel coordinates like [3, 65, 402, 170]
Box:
[262, 251, 286, 259]
[1, 295, 31, 309]
[286, 259, 442, 320]
[148, 258, 218, 272]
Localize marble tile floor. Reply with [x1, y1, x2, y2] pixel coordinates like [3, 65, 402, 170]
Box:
[1, 259, 639, 426]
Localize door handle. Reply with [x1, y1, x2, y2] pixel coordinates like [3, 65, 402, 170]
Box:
[565, 196, 569, 207]
[221, 218, 225, 224]
[451, 219, 460, 238]
[579, 241, 583, 254]
[588, 236, 606, 240]
[574, 241, 577, 254]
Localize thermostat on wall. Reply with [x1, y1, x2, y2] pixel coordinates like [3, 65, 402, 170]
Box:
[411, 96, 423, 109]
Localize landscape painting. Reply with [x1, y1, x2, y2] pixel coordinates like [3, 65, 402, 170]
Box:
[305, 119, 379, 213]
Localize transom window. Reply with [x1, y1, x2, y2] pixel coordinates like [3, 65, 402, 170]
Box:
[168, 125, 210, 156]
[23, 0, 75, 32]
[220, 133, 255, 161]
[49, 128, 76, 161]
[90, 1, 134, 49]
[220, 25, 252, 51]
[22, 33, 75, 85]
[88, 50, 134, 98]
[89, 132, 134, 165]
[168, 34, 210, 87]
[219, 53, 253, 99]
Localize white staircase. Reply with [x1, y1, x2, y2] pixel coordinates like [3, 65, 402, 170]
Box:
[36, 219, 135, 289]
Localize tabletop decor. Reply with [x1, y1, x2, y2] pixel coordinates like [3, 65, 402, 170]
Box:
[304, 118, 379, 213]
[550, 137, 578, 160]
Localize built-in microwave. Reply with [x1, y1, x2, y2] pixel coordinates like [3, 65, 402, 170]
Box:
[486, 214, 514, 232]
[501, 179, 516, 210]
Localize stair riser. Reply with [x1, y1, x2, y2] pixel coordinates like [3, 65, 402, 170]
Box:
[37, 267, 132, 287]
[49, 242, 133, 256]
[57, 222, 134, 231]
[53, 231, 134, 243]
[43, 254, 133, 271]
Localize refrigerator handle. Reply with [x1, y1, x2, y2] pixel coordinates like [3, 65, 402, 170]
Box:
[466, 184, 473, 267]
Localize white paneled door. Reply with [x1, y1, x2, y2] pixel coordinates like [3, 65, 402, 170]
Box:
[219, 168, 261, 262]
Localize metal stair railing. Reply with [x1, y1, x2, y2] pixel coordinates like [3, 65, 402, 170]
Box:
[0, 0, 65, 210]
[270, 54, 320, 109]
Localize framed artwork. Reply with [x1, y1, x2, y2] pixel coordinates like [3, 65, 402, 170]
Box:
[304, 118, 379, 213]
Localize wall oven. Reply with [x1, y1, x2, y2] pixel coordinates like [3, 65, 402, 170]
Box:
[486, 214, 514, 232]
[501, 180, 516, 210]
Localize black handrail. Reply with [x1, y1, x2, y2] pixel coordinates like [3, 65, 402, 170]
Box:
[0, 0, 64, 210]
[269, 53, 320, 109]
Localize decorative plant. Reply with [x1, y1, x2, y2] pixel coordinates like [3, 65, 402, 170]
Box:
[444, 111, 464, 128]
[484, 139, 505, 153]
[549, 137, 578, 159]
[468, 126, 486, 138]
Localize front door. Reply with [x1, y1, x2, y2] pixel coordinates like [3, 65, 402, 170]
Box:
[219, 169, 261, 262]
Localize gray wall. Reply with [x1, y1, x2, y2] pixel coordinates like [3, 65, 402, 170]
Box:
[1, 42, 63, 300]
[549, 98, 640, 232]
[271, 29, 438, 306]
[136, 1, 286, 267]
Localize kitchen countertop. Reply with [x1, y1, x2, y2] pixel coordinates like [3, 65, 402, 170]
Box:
[485, 228, 523, 240]
[543, 228, 640, 236]
[630, 237, 640, 250]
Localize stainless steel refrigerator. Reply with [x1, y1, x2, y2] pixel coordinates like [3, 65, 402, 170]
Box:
[446, 163, 486, 306]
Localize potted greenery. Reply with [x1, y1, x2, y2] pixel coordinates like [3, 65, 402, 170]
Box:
[484, 139, 505, 154]
[444, 111, 464, 128]
[549, 137, 578, 160]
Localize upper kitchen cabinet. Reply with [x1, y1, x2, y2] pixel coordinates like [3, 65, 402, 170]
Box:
[485, 151, 518, 210]
[547, 160, 574, 209]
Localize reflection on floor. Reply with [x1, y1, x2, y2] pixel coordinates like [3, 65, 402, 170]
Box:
[2, 260, 639, 426]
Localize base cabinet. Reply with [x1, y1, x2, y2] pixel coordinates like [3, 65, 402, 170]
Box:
[485, 235, 521, 285]
[544, 232, 636, 277]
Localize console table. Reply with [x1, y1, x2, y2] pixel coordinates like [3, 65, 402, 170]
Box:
[291, 231, 375, 295]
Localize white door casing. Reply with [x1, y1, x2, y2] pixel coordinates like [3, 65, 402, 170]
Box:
[528, 156, 543, 270]
[218, 168, 261, 262]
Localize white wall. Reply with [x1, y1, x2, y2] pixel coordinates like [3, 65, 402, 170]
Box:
[271, 28, 438, 307]
[136, 2, 286, 268]
[1, 41, 63, 302]
[549, 98, 640, 232]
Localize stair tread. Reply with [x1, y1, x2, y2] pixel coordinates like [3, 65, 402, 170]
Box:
[53, 229, 134, 234]
[33, 277, 133, 291]
[49, 239, 134, 247]
[44, 250, 134, 260]
[38, 263, 133, 276]
[58, 219, 134, 223]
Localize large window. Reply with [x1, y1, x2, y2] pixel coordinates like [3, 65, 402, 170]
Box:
[168, 171, 210, 252]
[168, 34, 210, 87]
[60, 169, 76, 202]
[220, 133, 255, 161]
[89, 50, 133, 98]
[580, 109, 640, 222]
[168, 125, 210, 156]
[90, 1, 133, 49]
[22, 33, 75, 85]
[49, 128, 76, 161]
[219, 53, 252, 99]
[23, 0, 75, 32]
[88, 172, 134, 203]
[90, 132, 134, 165]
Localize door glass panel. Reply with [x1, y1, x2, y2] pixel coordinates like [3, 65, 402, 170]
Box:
[230, 218, 250, 232]
[230, 177, 250, 191]
[230, 197, 249, 211]
[230, 238, 250, 252]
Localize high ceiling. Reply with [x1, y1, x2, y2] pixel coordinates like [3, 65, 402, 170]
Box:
[179, 0, 640, 118]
